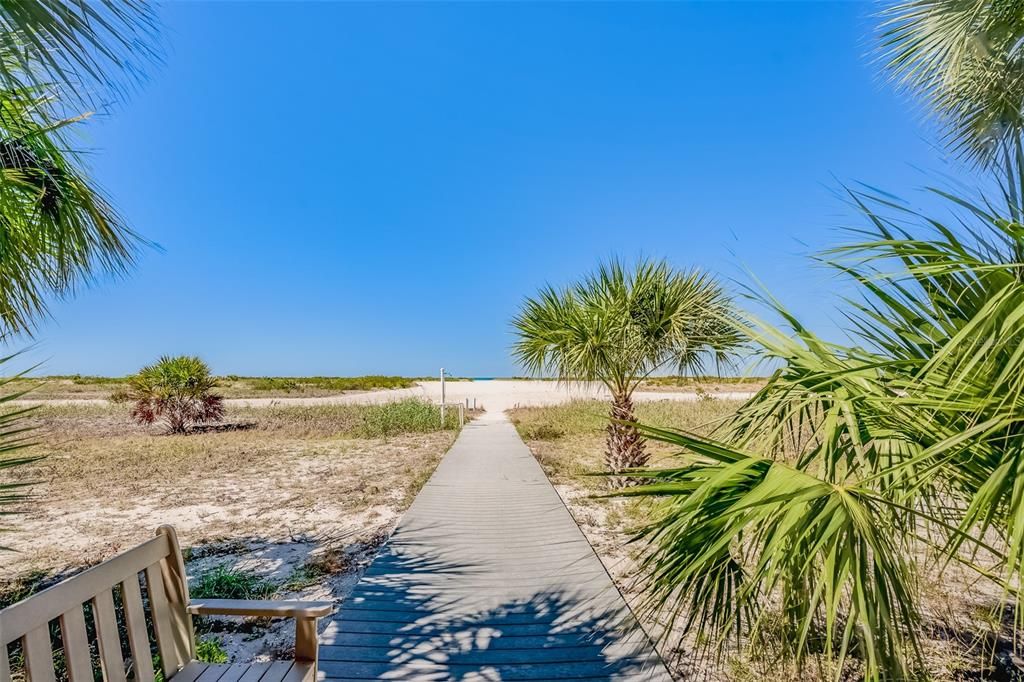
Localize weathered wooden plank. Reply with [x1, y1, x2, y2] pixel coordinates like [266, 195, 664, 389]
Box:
[0, 635, 11, 682]
[57, 607, 93, 682]
[211, 664, 249, 682]
[194, 663, 233, 682]
[256, 661, 292, 682]
[168, 662, 208, 682]
[146, 563, 184, 678]
[155, 527, 195, 667]
[23, 626, 56, 682]
[237, 662, 270, 682]
[93, 589, 127, 682]
[318, 657, 669, 680]
[120, 576, 155, 682]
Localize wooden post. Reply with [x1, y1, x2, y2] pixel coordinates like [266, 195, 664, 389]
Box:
[294, 617, 318, 664]
[440, 368, 446, 426]
[459, 404, 465, 426]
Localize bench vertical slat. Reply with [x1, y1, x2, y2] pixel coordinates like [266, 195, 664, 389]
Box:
[23, 626, 56, 682]
[121, 576, 155, 682]
[145, 564, 183, 678]
[0, 637, 10, 682]
[155, 527, 194, 665]
[93, 590, 127, 682]
[58, 607, 93, 682]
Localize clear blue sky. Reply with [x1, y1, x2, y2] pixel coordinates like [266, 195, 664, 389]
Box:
[12, 1, 972, 377]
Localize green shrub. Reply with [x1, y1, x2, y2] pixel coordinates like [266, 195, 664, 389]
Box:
[195, 638, 228, 664]
[127, 356, 224, 434]
[190, 564, 277, 600]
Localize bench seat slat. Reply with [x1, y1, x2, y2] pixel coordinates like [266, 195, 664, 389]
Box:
[170, 662, 209, 682]
[257, 662, 293, 682]
[0, 535, 171, 644]
[58, 607, 92, 682]
[280, 662, 314, 682]
[237, 662, 271, 682]
[214, 664, 251, 682]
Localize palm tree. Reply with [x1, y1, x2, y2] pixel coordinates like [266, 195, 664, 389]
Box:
[512, 259, 739, 478]
[619, 162, 1024, 680]
[879, 0, 1024, 164]
[0, 1, 160, 336]
[0, 1, 160, 545]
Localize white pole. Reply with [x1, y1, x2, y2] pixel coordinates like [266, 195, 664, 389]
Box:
[440, 367, 446, 426]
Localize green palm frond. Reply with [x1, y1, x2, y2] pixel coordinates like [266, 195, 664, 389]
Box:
[622, 427, 923, 681]
[878, 0, 1024, 164]
[0, 84, 145, 336]
[0, 0, 160, 108]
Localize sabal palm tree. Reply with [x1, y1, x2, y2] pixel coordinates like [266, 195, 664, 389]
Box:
[512, 259, 739, 478]
[620, 160, 1024, 680]
[0, 1, 159, 336]
[879, 0, 1024, 164]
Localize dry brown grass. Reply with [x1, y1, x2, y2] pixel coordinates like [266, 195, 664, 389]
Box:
[2, 402, 456, 577]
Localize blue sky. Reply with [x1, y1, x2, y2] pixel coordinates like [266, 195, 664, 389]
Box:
[13, 1, 973, 377]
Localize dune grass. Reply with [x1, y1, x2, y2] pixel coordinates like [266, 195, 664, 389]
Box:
[6, 375, 441, 400]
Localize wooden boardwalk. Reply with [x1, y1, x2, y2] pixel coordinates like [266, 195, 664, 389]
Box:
[318, 413, 672, 681]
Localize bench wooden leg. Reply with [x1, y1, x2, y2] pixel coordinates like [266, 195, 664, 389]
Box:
[294, 617, 318, 665]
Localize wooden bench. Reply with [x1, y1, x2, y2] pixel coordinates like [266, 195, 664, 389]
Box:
[0, 526, 333, 682]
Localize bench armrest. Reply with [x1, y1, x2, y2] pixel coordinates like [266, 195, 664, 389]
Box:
[186, 599, 334, 619]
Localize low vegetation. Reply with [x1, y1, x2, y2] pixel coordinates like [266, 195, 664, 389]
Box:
[7, 374, 442, 400]
[190, 564, 278, 601]
[123, 356, 224, 433]
[1, 398, 464, 578]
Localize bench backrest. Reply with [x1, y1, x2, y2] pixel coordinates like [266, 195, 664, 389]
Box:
[0, 526, 196, 682]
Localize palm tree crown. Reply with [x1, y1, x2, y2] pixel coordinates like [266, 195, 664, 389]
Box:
[512, 259, 739, 475]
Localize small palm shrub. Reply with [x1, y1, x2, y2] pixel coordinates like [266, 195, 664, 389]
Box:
[126, 356, 225, 434]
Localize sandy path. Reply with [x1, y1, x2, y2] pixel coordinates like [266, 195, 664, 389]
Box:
[12, 380, 754, 410]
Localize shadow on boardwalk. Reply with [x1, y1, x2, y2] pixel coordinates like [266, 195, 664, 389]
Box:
[320, 548, 668, 681]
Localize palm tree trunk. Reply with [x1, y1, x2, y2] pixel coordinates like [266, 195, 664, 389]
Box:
[605, 393, 647, 485]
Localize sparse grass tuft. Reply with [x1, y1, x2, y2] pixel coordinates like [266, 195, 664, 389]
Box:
[190, 564, 278, 600]
[196, 637, 229, 664]
[0, 569, 49, 608]
[283, 549, 351, 591]
[356, 399, 462, 439]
